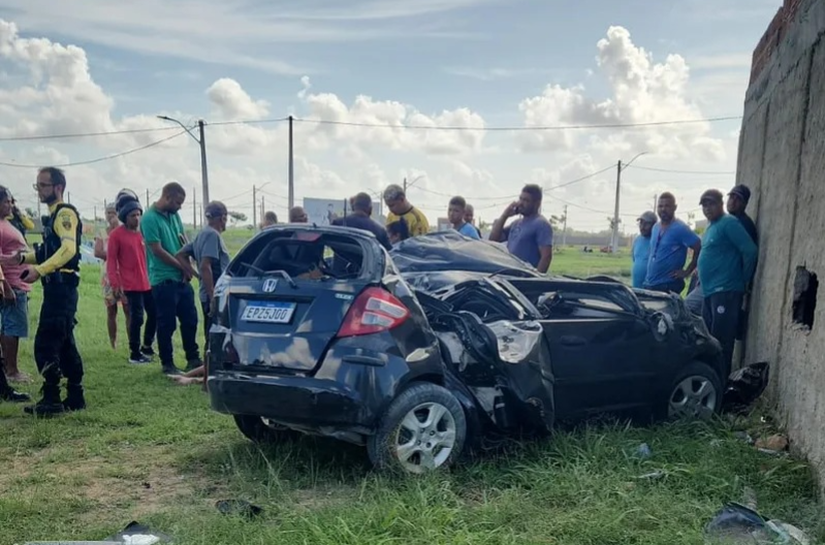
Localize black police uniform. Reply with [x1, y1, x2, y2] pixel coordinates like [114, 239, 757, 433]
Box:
[25, 201, 85, 416]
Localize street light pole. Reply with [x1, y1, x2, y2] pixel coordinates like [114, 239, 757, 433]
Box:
[157, 115, 210, 209]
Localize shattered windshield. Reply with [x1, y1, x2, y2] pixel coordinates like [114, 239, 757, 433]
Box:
[229, 231, 367, 281]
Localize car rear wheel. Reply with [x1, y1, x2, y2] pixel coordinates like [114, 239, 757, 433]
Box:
[665, 362, 722, 421]
[233, 415, 299, 444]
[368, 382, 466, 475]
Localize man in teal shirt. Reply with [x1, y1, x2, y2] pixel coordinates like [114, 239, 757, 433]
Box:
[140, 182, 199, 376]
[697, 189, 758, 382]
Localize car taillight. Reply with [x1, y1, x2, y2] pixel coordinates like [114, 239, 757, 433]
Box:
[337, 287, 410, 337]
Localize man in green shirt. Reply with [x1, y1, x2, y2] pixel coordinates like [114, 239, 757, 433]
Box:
[697, 189, 758, 383]
[140, 182, 199, 375]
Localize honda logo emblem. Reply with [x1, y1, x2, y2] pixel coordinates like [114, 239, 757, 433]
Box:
[262, 278, 279, 292]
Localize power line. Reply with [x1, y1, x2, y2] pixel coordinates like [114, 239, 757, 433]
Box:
[0, 131, 188, 169]
[292, 115, 742, 132]
[0, 114, 741, 143]
[0, 125, 183, 142]
[626, 165, 736, 175]
[208, 117, 290, 127]
[545, 164, 615, 191]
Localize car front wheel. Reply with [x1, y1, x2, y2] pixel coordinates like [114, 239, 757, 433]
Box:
[368, 382, 466, 475]
[665, 361, 723, 421]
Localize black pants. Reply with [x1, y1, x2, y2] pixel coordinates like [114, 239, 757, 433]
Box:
[201, 300, 210, 343]
[125, 290, 157, 358]
[152, 280, 199, 367]
[34, 281, 83, 387]
[702, 290, 743, 383]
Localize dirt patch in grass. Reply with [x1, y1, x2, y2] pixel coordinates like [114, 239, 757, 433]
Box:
[0, 442, 226, 523]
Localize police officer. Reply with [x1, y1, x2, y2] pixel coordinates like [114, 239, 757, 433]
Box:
[2, 167, 85, 416]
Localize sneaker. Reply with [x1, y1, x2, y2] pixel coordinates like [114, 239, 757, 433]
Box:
[1, 387, 31, 403]
[129, 354, 152, 365]
[140, 345, 155, 357]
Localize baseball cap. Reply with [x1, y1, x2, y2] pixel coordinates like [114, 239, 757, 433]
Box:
[637, 211, 657, 224]
[204, 200, 228, 219]
[699, 189, 724, 205]
[728, 184, 751, 204]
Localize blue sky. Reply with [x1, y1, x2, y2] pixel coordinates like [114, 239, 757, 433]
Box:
[0, 0, 781, 231]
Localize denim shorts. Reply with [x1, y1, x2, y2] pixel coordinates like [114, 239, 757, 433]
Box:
[0, 289, 29, 338]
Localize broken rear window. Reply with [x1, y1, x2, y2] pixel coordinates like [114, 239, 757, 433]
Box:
[229, 231, 366, 280]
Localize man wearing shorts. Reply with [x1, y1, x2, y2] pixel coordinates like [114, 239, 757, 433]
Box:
[95, 203, 131, 349]
[0, 186, 32, 383]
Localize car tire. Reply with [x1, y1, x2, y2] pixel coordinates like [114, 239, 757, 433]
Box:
[663, 361, 723, 421]
[233, 415, 299, 444]
[367, 382, 467, 475]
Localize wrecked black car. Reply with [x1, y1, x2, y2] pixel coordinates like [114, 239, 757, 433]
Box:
[206, 228, 725, 474]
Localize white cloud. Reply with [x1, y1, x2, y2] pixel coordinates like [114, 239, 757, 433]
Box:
[207, 78, 270, 120]
[298, 78, 487, 156]
[517, 26, 726, 162]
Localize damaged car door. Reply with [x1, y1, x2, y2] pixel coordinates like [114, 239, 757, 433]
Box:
[500, 279, 662, 419]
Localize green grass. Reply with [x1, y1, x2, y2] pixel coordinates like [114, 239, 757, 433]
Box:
[0, 239, 821, 544]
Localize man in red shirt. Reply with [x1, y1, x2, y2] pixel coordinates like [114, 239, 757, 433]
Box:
[107, 195, 156, 364]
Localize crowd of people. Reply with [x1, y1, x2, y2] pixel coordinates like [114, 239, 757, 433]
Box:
[0, 165, 758, 415]
[630, 185, 759, 380]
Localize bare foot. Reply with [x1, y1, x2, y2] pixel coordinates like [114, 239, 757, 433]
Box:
[110, 339, 117, 350]
[170, 376, 204, 386]
[6, 372, 32, 384]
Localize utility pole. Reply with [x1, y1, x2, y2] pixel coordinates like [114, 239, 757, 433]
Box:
[653, 193, 658, 211]
[198, 120, 209, 204]
[252, 185, 257, 232]
[288, 116, 294, 210]
[562, 205, 568, 247]
[146, 189, 150, 207]
[403, 177, 407, 193]
[611, 160, 621, 253]
[157, 115, 210, 206]
[261, 195, 265, 223]
[193, 185, 197, 229]
[67, 192, 71, 204]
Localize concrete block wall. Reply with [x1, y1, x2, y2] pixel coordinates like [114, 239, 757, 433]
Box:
[741, 0, 825, 495]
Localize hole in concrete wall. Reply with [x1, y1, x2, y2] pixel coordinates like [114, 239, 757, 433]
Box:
[792, 267, 818, 330]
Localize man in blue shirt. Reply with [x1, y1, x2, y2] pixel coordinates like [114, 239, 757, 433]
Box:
[697, 189, 758, 382]
[489, 184, 554, 273]
[631, 211, 656, 288]
[644, 192, 702, 294]
[447, 196, 481, 240]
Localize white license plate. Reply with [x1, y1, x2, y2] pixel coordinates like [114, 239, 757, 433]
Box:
[241, 302, 296, 324]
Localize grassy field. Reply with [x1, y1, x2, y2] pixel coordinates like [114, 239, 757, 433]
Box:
[0, 234, 822, 544]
